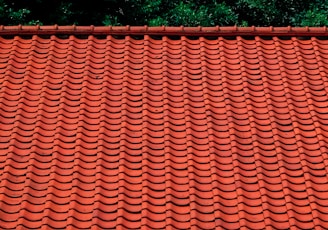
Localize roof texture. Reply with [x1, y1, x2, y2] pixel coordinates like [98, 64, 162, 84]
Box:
[1, 26, 328, 229]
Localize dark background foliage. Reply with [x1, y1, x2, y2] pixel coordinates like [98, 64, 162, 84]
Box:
[1, 0, 328, 26]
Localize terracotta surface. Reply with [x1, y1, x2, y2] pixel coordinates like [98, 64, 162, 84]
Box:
[1, 27, 328, 229]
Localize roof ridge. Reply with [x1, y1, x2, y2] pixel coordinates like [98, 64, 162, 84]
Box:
[1, 25, 328, 36]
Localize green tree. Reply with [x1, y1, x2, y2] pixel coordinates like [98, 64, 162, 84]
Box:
[293, 0, 328, 26]
[0, 0, 328, 27]
[0, 0, 31, 25]
[232, 0, 314, 26]
[145, 1, 237, 26]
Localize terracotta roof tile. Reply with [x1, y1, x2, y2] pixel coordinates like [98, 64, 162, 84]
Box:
[1, 26, 328, 229]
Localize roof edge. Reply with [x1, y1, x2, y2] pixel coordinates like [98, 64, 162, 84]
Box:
[1, 25, 328, 36]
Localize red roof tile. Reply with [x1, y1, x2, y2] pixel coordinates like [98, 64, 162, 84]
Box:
[1, 26, 328, 229]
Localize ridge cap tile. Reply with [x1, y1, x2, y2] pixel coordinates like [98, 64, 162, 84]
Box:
[0, 25, 327, 36]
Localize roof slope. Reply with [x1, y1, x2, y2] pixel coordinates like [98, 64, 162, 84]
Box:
[1, 26, 328, 229]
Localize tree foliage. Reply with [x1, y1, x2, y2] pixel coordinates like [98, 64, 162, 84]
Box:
[0, 0, 328, 26]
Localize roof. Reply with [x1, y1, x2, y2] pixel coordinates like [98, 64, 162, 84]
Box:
[1, 26, 328, 229]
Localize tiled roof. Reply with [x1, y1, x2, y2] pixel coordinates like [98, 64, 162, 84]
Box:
[1, 26, 328, 229]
